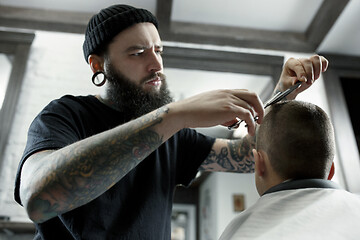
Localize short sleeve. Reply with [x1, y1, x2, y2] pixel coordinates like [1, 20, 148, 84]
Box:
[175, 128, 215, 186]
[14, 98, 83, 205]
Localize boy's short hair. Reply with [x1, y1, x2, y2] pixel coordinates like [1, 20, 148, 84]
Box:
[256, 100, 335, 180]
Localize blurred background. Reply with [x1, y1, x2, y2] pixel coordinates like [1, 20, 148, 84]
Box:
[0, 0, 359, 239]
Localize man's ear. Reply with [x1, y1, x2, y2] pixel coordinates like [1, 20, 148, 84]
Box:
[253, 149, 266, 177]
[327, 162, 335, 180]
[88, 54, 104, 74]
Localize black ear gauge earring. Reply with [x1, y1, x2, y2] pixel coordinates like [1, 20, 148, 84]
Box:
[92, 71, 107, 87]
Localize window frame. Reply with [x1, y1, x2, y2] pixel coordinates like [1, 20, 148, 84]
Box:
[0, 30, 34, 173]
[321, 53, 360, 193]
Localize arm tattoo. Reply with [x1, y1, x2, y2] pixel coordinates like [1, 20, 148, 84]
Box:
[199, 135, 256, 173]
[227, 138, 254, 172]
[25, 107, 169, 223]
[201, 148, 235, 171]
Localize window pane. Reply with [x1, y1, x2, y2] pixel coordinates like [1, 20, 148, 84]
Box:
[0, 53, 13, 110]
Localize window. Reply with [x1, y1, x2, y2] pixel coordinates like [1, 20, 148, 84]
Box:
[340, 77, 360, 153]
[322, 54, 360, 193]
[0, 30, 34, 172]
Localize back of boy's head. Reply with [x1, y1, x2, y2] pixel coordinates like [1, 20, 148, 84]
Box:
[256, 100, 335, 180]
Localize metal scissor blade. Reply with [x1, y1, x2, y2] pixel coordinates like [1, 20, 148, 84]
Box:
[264, 81, 302, 108]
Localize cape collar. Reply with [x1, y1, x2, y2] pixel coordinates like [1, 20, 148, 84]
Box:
[263, 179, 341, 196]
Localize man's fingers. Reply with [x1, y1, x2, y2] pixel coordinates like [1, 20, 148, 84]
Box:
[242, 111, 256, 136]
[309, 55, 321, 80]
[286, 55, 329, 85]
[230, 90, 264, 124]
[217, 89, 264, 135]
[298, 58, 314, 83]
[224, 90, 264, 135]
[276, 55, 329, 100]
[232, 107, 256, 135]
[284, 58, 307, 83]
[320, 56, 329, 72]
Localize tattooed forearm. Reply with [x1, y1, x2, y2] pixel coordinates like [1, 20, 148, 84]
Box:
[23, 106, 169, 223]
[199, 135, 256, 173]
[227, 137, 255, 172]
[200, 148, 235, 171]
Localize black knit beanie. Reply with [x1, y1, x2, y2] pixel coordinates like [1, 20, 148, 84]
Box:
[83, 4, 159, 63]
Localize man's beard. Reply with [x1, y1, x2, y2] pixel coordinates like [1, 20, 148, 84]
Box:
[104, 63, 173, 120]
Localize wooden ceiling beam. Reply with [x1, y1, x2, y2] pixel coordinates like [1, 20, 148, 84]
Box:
[156, 0, 349, 53]
[306, 0, 349, 49]
[0, 6, 91, 34]
[165, 21, 312, 52]
[0, 0, 350, 53]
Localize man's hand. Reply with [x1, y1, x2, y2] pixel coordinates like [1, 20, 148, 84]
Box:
[169, 89, 264, 136]
[275, 55, 329, 100]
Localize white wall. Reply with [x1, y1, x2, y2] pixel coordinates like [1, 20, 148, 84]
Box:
[199, 172, 259, 240]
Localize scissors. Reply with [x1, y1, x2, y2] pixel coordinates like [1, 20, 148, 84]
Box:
[228, 81, 302, 130]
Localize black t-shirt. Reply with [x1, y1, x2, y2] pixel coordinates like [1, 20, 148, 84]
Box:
[14, 95, 215, 240]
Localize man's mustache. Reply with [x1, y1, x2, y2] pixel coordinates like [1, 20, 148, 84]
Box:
[141, 72, 166, 84]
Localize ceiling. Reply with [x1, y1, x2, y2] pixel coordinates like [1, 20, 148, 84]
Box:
[0, 0, 359, 56]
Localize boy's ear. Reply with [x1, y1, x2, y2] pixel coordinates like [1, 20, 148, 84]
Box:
[327, 162, 335, 180]
[88, 54, 104, 74]
[253, 149, 266, 177]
